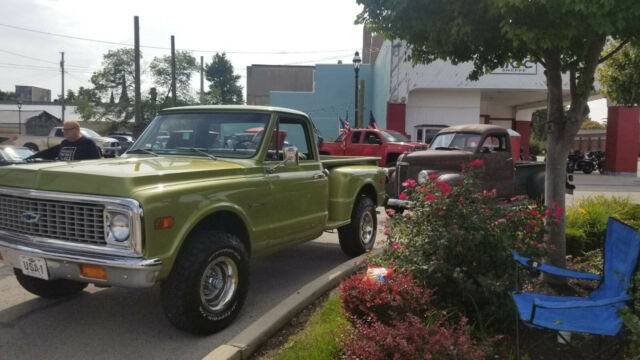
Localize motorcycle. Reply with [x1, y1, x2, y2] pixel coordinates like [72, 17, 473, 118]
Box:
[587, 150, 606, 174]
[566, 150, 596, 174]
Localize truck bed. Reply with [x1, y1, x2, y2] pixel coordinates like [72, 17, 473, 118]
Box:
[320, 155, 381, 169]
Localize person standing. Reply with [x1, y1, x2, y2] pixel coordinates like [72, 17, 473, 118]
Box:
[58, 120, 101, 160]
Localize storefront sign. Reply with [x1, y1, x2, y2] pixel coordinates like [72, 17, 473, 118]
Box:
[492, 61, 537, 75]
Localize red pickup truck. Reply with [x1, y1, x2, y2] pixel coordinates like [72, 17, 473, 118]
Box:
[319, 129, 425, 166]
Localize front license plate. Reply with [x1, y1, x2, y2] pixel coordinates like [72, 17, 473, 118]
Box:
[19, 255, 49, 280]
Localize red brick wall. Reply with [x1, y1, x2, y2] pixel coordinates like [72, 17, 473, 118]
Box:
[605, 106, 640, 174]
[515, 121, 531, 159]
[386, 102, 406, 135]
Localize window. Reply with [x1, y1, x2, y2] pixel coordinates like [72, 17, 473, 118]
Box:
[364, 131, 381, 144]
[265, 117, 314, 161]
[481, 135, 508, 152]
[350, 131, 362, 143]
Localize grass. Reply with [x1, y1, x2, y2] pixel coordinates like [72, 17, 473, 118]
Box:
[271, 292, 347, 360]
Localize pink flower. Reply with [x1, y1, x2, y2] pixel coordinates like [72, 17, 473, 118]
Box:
[429, 173, 438, 179]
[542, 237, 548, 242]
[383, 230, 390, 235]
[438, 210, 445, 216]
[402, 179, 417, 187]
[528, 220, 537, 227]
[524, 226, 532, 234]
[468, 159, 484, 167]
[459, 197, 464, 204]
[392, 242, 399, 250]
[435, 182, 451, 196]
[385, 208, 396, 216]
[532, 241, 538, 246]
[425, 194, 435, 202]
[399, 192, 407, 200]
[529, 209, 540, 217]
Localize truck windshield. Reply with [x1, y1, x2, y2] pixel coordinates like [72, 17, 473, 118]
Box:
[129, 112, 271, 159]
[429, 133, 481, 151]
[381, 131, 410, 142]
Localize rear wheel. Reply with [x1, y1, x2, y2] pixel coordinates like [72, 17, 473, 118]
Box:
[582, 163, 593, 174]
[14, 269, 87, 299]
[566, 163, 574, 173]
[338, 196, 377, 257]
[160, 231, 249, 334]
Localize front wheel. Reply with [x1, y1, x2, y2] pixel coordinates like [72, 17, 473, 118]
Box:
[582, 163, 593, 174]
[14, 269, 87, 299]
[338, 196, 377, 257]
[160, 231, 249, 334]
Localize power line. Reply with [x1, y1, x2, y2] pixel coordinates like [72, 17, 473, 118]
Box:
[0, 49, 90, 69]
[0, 22, 358, 55]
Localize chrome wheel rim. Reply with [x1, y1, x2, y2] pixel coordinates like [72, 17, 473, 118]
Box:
[360, 210, 374, 246]
[200, 256, 238, 312]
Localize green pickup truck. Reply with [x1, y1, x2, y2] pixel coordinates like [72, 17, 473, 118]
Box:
[0, 106, 385, 334]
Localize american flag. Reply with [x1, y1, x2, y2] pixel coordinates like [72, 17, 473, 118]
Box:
[368, 111, 378, 129]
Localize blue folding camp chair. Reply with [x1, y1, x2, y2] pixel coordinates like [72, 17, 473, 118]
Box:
[511, 218, 640, 359]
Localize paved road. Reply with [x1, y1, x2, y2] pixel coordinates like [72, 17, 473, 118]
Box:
[0, 212, 388, 360]
[567, 172, 640, 206]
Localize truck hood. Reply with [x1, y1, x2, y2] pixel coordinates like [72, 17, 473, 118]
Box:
[403, 149, 473, 175]
[0, 155, 251, 197]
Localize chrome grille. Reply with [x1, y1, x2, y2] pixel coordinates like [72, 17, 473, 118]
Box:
[0, 195, 106, 245]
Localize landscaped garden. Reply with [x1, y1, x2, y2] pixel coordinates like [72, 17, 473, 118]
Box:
[254, 160, 640, 359]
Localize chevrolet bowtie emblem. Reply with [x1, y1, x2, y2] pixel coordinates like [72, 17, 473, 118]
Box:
[23, 212, 40, 223]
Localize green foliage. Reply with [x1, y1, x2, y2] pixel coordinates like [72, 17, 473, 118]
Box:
[530, 109, 547, 142]
[598, 40, 640, 107]
[528, 138, 546, 159]
[380, 161, 556, 328]
[0, 90, 16, 101]
[204, 53, 243, 105]
[273, 293, 347, 360]
[621, 271, 640, 358]
[149, 51, 198, 104]
[581, 120, 605, 130]
[566, 196, 640, 255]
[90, 48, 138, 102]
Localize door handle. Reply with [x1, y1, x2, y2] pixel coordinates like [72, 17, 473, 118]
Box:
[312, 173, 325, 180]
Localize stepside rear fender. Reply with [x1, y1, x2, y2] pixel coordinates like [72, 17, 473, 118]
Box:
[326, 165, 385, 227]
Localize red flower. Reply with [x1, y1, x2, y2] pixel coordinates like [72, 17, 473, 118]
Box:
[384, 230, 390, 235]
[532, 241, 538, 246]
[429, 173, 438, 179]
[392, 242, 399, 250]
[425, 194, 435, 202]
[385, 208, 396, 216]
[399, 192, 407, 200]
[438, 210, 445, 216]
[528, 220, 537, 227]
[468, 159, 484, 167]
[435, 182, 451, 196]
[402, 179, 417, 187]
[528, 209, 540, 217]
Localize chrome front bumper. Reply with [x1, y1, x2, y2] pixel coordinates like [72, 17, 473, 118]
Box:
[0, 236, 161, 288]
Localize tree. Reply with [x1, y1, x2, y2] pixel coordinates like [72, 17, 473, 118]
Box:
[357, 0, 640, 272]
[150, 51, 198, 104]
[0, 90, 16, 101]
[90, 48, 138, 102]
[204, 53, 243, 105]
[598, 40, 640, 106]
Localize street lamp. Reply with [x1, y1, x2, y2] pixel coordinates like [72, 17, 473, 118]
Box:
[16, 101, 22, 135]
[352, 51, 362, 128]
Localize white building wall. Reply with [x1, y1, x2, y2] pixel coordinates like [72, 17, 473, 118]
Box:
[406, 90, 481, 138]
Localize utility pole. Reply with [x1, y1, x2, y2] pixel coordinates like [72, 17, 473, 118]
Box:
[171, 35, 177, 107]
[60, 52, 65, 122]
[200, 56, 204, 104]
[134, 16, 142, 138]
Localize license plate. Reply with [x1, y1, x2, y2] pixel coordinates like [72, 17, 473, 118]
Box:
[19, 255, 49, 280]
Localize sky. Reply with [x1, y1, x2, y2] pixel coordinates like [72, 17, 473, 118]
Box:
[0, 0, 609, 122]
[0, 0, 365, 96]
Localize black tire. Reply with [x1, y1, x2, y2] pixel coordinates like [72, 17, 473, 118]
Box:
[24, 143, 39, 152]
[14, 268, 87, 299]
[160, 231, 249, 334]
[338, 196, 377, 257]
[582, 163, 593, 174]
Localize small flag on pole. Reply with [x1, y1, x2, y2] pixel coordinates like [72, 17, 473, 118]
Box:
[344, 119, 351, 133]
[368, 111, 378, 129]
[339, 117, 345, 135]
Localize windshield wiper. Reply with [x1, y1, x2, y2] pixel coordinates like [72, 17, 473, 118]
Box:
[127, 148, 159, 156]
[434, 146, 460, 151]
[177, 147, 218, 160]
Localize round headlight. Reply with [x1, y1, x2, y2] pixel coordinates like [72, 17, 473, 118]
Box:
[417, 170, 431, 185]
[110, 214, 130, 242]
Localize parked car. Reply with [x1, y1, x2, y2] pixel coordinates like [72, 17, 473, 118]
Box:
[0, 145, 34, 165]
[319, 128, 426, 166]
[385, 124, 566, 211]
[0, 105, 385, 334]
[8, 127, 121, 157]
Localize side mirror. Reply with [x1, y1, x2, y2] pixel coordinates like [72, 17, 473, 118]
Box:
[480, 146, 491, 154]
[283, 146, 299, 168]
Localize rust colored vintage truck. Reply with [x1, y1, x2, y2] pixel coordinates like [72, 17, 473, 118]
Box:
[385, 124, 552, 210]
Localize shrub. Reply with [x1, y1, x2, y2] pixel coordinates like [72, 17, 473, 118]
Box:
[566, 196, 640, 254]
[340, 314, 487, 360]
[621, 271, 640, 357]
[565, 227, 588, 256]
[340, 269, 432, 325]
[380, 160, 555, 328]
[338, 270, 487, 359]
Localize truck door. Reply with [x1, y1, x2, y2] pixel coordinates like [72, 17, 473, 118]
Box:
[344, 130, 363, 156]
[478, 133, 514, 197]
[264, 116, 328, 246]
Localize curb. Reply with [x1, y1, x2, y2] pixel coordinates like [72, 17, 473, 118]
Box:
[203, 250, 376, 360]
